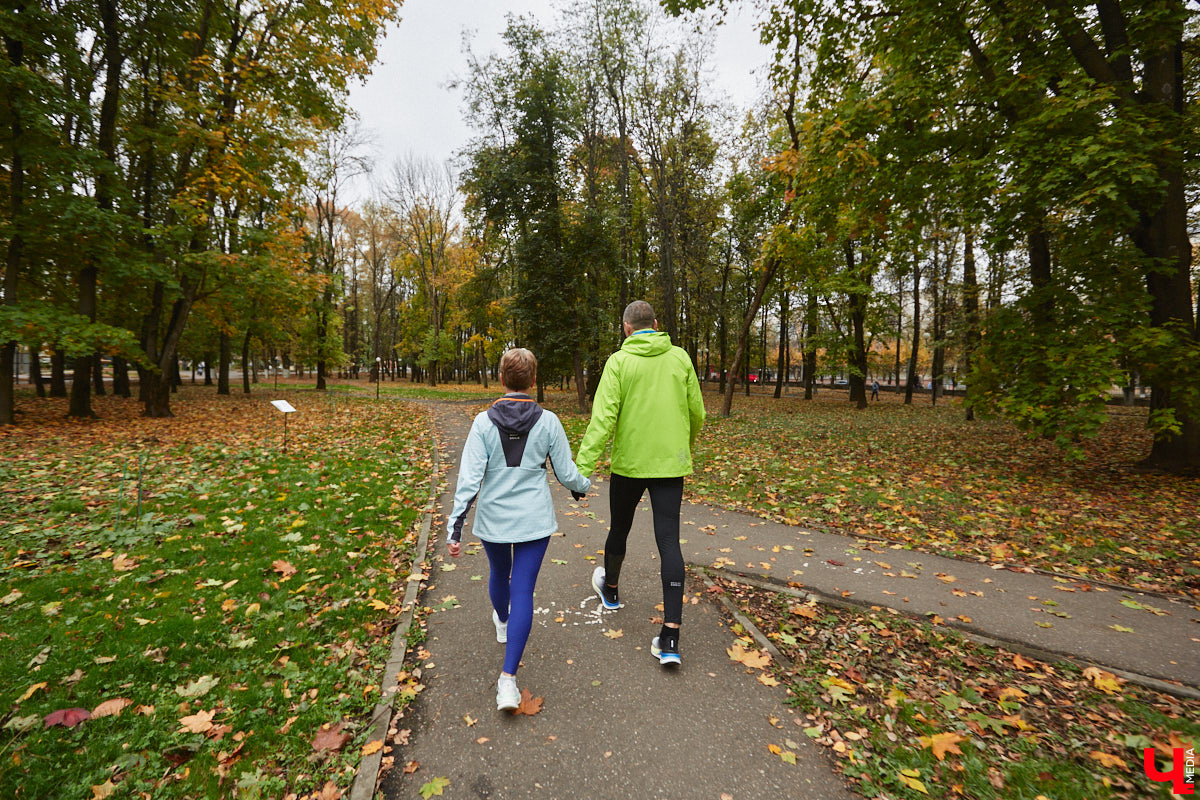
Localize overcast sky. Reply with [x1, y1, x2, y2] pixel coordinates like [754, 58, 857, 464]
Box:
[345, 0, 772, 200]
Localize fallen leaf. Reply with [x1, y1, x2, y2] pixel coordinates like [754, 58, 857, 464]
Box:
[178, 709, 215, 734]
[312, 723, 350, 753]
[43, 708, 90, 728]
[603, 628, 623, 639]
[418, 776, 450, 798]
[1012, 653, 1037, 671]
[112, 553, 138, 571]
[919, 731, 965, 761]
[91, 698, 133, 719]
[514, 689, 544, 716]
[91, 780, 116, 799]
[361, 740, 383, 756]
[1088, 751, 1127, 769]
[727, 642, 771, 669]
[271, 559, 296, 578]
[463, 715, 477, 727]
[17, 682, 47, 703]
[175, 675, 220, 698]
[897, 768, 928, 795]
[757, 673, 780, 687]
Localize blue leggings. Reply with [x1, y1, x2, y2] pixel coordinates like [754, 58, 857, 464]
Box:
[481, 537, 550, 675]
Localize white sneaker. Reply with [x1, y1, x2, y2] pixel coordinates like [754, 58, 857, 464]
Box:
[496, 674, 520, 711]
[492, 609, 508, 643]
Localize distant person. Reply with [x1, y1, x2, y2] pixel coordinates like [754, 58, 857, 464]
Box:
[870, 380, 880, 401]
[446, 348, 590, 711]
[576, 300, 706, 667]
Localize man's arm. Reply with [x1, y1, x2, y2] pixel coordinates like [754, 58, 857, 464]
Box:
[685, 354, 705, 447]
[574, 356, 621, 476]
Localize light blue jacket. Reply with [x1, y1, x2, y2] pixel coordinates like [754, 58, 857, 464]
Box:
[447, 395, 591, 544]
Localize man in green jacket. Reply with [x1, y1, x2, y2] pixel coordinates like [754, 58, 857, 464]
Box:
[576, 300, 706, 666]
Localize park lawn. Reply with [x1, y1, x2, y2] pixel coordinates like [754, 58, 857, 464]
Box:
[680, 390, 1199, 597]
[714, 575, 1199, 800]
[0, 387, 432, 800]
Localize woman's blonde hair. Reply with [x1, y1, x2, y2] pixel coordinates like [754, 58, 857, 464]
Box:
[499, 348, 536, 391]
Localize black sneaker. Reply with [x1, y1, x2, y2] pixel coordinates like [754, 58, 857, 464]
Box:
[591, 566, 620, 610]
[650, 635, 681, 666]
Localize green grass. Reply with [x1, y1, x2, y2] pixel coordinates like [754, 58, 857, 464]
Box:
[0, 388, 433, 799]
[718, 576, 1199, 800]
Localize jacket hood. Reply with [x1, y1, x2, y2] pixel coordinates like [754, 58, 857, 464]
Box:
[487, 395, 543, 436]
[620, 330, 673, 358]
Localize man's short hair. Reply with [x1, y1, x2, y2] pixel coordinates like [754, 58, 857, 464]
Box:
[623, 300, 656, 331]
[499, 348, 536, 391]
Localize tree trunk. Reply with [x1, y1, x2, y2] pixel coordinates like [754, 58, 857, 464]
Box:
[722, 256, 781, 417]
[30, 344, 44, 397]
[846, 241, 869, 409]
[962, 231, 981, 421]
[895, 274, 903, 385]
[803, 292, 817, 400]
[50, 350, 68, 397]
[929, 243, 942, 406]
[218, 331, 231, 395]
[112, 355, 130, 397]
[904, 260, 921, 405]
[573, 349, 589, 413]
[241, 328, 252, 394]
[92, 354, 105, 396]
[1, 13, 25, 425]
[774, 288, 788, 399]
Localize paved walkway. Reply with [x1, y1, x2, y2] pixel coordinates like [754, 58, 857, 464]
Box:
[381, 400, 1200, 800]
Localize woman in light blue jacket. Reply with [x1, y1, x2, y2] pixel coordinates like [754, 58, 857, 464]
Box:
[446, 348, 590, 711]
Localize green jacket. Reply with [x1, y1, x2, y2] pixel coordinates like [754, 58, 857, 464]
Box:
[575, 330, 705, 478]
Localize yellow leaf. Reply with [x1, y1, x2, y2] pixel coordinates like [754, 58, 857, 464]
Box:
[897, 769, 928, 794]
[463, 715, 477, 727]
[997, 687, 1027, 705]
[1082, 666, 1124, 695]
[918, 731, 965, 761]
[767, 744, 782, 755]
[369, 598, 390, 610]
[757, 673, 780, 687]
[221, 598, 237, 612]
[1088, 751, 1127, 770]
[361, 740, 384, 756]
[91, 780, 116, 799]
[17, 682, 47, 703]
[727, 642, 771, 669]
[603, 629, 624, 639]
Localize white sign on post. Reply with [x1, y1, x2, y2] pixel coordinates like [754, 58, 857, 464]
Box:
[270, 400, 297, 451]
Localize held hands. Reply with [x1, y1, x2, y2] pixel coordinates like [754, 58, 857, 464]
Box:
[447, 540, 462, 558]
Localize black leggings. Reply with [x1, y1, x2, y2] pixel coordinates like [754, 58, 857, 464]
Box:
[604, 473, 685, 625]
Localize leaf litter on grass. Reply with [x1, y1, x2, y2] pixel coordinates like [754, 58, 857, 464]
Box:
[714, 575, 1199, 800]
[0, 386, 435, 799]
[672, 393, 1200, 597]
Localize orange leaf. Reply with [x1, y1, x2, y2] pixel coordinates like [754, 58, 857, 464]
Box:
[272, 559, 297, 578]
[361, 740, 383, 756]
[919, 731, 965, 761]
[1012, 654, 1037, 671]
[727, 642, 771, 669]
[1088, 751, 1127, 770]
[514, 689, 544, 716]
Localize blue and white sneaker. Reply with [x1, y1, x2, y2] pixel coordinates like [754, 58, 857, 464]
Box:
[651, 635, 681, 667]
[492, 609, 508, 643]
[591, 566, 620, 610]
